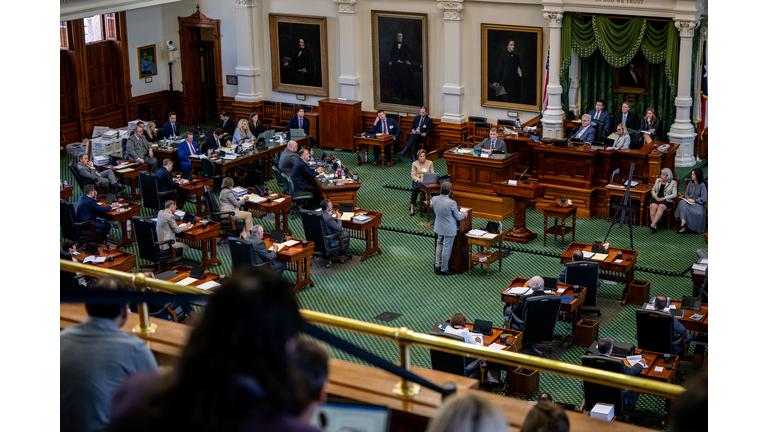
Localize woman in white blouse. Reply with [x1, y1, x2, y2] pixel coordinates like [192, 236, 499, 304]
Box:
[606, 123, 630, 150]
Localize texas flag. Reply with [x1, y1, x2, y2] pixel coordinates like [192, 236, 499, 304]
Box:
[699, 39, 707, 136]
[542, 47, 550, 113]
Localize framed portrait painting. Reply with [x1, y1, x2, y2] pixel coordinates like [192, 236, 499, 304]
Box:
[613, 53, 650, 95]
[372, 11, 428, 114]
[137, 44, 157, 79]
[269, 14, 329, 97]
[481, 24, 542, 112]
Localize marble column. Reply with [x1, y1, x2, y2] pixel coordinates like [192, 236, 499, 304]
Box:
[541, 12, 565, 138]
[233, 0, 263, 103]
[333, 0, 360, 100]
[437, 1, 464, 124]
[568, 49, 580, 114]
[667, 19, 700, 167]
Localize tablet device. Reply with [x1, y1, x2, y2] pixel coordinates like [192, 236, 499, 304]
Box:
[269, 230, 286, 243]
[484, 221, 501, 234]
[473, 319, 493, 336]
[339, 203, 355, 213]
[84, 241, 100, 254]
[104, 193, 118, 204]
[189, 265, 206, 279]
[289, 128, 306, 138]
[181, 171, 192, 180]
[182, 212, 196, 224]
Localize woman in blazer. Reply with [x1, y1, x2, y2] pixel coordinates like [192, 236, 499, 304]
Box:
[640, 107, 661, 145]
[648, 167, 678, 232]
[232, 119, 253, 145]
[248, 112, 266, 138]
[674, 168, 707, 234]
[218, 177, 253, 237]
[409, 149, 434, 216]
[145, 121, 162, 143]
[606, 123, 630, 150]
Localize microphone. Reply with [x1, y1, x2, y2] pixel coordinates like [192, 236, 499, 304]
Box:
[518, 168, 528, 182]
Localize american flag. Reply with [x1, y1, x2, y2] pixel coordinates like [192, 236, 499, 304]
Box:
[699, 39, 707, 137]
[542, 47, 550, 113]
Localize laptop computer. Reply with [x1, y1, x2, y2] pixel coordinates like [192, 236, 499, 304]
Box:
[339, 203, 355, 213]
[473, 319, 493, 336]
[269, 230, 286, 243]
[155, 270, 179, 281]
[189, 265, 206, 279]
[681, 296, 702, 311]
[289, 128, 306, 138]
[542, 277, 559, 290]
[80, 241, 100, 255]
[258, 130, 275, 140]
[104, 193, 118, 204]
[181, 171, 192, 180]
[484, 221, 501, 234]
[181, 212, 196, 224]
[669, 308, 684, 317]
[421, 173, 440, 184]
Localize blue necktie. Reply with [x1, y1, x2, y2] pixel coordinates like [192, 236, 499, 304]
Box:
[491, 140, 495, 150]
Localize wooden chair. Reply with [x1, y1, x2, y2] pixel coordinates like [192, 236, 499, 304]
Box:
[677, 178, 708, 228]
[471, 122, 492, 144]
[466, 116, 486, 141]
[646, 176, 679, 230]
[272, 103, 295, 132]
[262, 101, 279, 128]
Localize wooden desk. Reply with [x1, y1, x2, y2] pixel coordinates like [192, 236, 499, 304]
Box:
[172, 174, 214, 216]
[691, 268, 706, 297]
[434, 208, 472, 273]
[467, 232, 503, 279]
[243, 191, 294, 235]
[73, 244, 136, 272]
[95, 159, 148, 201]
[560, 242, 638, 305]
[533, 145, 598, 189]
[189, 143, 287, 176]
[95, 195, 142, 248]
[501, 277, 584, 347]
[605, 183, 653, 226]
[264, 237, 315, 292]
[418, 182, 441, 221]
[629, 349, 680, 427]
[142, 263, 224, 295]
[333, 206, 383, 262]
[175, 218, 222, 267]
[543, 203, 577, 249]
[314, 177, 361, 206]
[492, 181, 547, 244]
[60, 185, 74, 201]
[153, 146, 178, 170]
[668, 300, 708, 333]
[355, 134, 394, 168]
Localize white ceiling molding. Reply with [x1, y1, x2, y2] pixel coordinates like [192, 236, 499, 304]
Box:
[61, 0, 184, 22]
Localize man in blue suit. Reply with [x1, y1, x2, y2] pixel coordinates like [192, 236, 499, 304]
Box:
[291, 148, 323, 199]
[162, 111, 180, 139]
[76, 184, 116, 235]
[287, 107, 318, 148]
[568, 114, 596, 143]
[177, 131, 200, 174]
[587, 99, 611, 139]
[370, 110, 401, 166]
[432, 182, 467, 275]
[156, 158, 186, 209]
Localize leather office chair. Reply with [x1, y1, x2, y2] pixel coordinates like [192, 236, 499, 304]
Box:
[590, 120, 606, 145]
[202, 185, 245, 243]
[68, 161, 104, 196]
[272, 166, 290, 194]
[497, 119, 516, 129]
[646, 176, 680, 230]
[581, 355, 628, 414]
[200, 157, 223, 192]
[627, 128, 644, 149]
[60, 250, 90, 290]
[132, 216, 178, 265]
[564, 261, 600, 315]
[283, 173, 314, 219]
[138, 171, 175, 216]
[509, 295, 562, 355]
[228, 237, 274, 272]
[60, 199, 107, 242]
[121, 138, 128, 159]
[635, 309, 687, 355]
[428, 330, 485, 384]
[299, 210, 347, 268]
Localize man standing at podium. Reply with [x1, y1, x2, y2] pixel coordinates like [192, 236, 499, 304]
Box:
[433, 182, 467, 276]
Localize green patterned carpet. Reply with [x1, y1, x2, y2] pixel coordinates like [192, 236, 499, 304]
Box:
[60, 145, 708, 429]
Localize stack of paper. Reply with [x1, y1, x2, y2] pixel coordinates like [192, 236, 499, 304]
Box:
[246, 194, 266, 203]
[626, 355, 649, 369]
[582, 251, 595, 259]
[339, 213, 354, 222]
[467, 229, 487, 238]
[591, 253, 609, 261]
[273, 198, 285, 203]
[481, 232, 497, 239]
[692, 262, 707, 272]
[232, 186, 248, 199]
[353, 214, 371, 223]
[82, 256, 106, 264]
[223, 154, 237, 161]
[591, 403, 614, 421]
[504, 287, 532, 296]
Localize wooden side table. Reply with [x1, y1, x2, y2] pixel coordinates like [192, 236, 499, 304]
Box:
[543, 204, 577, 249]
[467, 232, 503, 279]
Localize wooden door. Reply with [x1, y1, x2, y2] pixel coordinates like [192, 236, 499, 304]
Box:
[180, 26, 204, 124]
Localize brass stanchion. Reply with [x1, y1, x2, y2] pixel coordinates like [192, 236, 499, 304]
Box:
[130, 272, 157, 334]
[392, 327, 420, 397]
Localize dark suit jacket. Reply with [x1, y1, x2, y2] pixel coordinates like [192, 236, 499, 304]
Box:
[249, 121, 266, 138]
[290, 157, 318, 192]
[613, 111, 637, 131]
[321, 210, 343, 236]
[219, 118, 236, 136]
[409, 115, 432, 137]
[388, 41, 413, 64]
[155, 167, 179, 194]
[588, 109, 612, 134]
[75, 195, 111, 223]
[370, 117, 401, 142]
[204, 135, 227, 153]
[598, 353, 644, 376]
[511, 290, 549, 319]
[640, 117, 661, 140]
[569, 125, 596, 143]
[243, 235, 277, 264]
[287, 116, 311, 136]
[163, 121, 180, 138]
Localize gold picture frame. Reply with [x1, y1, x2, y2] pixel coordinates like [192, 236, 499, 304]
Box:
[137, 44, 158, 79]
[613, 53, 650, 95]
[268, 14, 329, 97]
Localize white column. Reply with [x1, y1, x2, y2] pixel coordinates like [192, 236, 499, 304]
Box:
[568, 49, 580, 114]
[233, 0, 262, 102]
[333, 0, 360, 100]
[541, 12, 564, 138]
[667, 19, 699, 167]
[437, 1, 464, 124]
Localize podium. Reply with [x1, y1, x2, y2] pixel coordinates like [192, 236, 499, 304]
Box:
[434, 208, 472, 273]
[492, 182, 547, 244]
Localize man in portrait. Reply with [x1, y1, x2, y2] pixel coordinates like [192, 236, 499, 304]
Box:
[621, 63, 644, 88]
[140, 52, 156, 75]
[387, 32, 415, 103]
[281, 37, 314, 86]
[493, 39, 523, 103]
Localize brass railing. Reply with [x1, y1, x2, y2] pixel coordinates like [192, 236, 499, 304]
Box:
[60, 259, 687, 399]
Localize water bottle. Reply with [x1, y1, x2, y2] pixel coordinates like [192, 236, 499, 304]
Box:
[310, 149, 314, 161]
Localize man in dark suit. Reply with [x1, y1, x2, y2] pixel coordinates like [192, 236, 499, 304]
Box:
[620, 63, 644, 88]
[557, 250, 583, 283]
[504, 276, 550, 329]
[204, 128, 230, 153]
[291, 148, 323, 199]
[218, 111, 236, 136]
[473, 128, 506, 153]
[243, 225, 286, 274]
[370, 110, 401, 166]
[278, 140, 300, 176]
[493, 39, 523, 103]
[177, 131, 200, 173]
[614, 101, 637, 132]
[77, 152, 124, 193]
[320, 199, 351, 258]
[287, 107, 317, 148]
[651, 294, 693, 355]
[281, 38, 314, 86]
[568, 114, 596, 143]
[594, 337, 646, 409]
[162, 111, 180, 138]
[76, 184, 116, 235]
[387, 32, 415, 102]
[156, 158, 186, 209]
[588, 99, 611, 138]
[400, 106, 432, 160]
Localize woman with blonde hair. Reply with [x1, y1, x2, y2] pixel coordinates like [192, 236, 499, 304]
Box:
[145, 121, 162, 143]
[606, 123, 630, 150]
[409, 149, 434, 216]
[219, 177, 253, 238]
[233, 119, 254, 145]
[425, 392, 507, 432]
[649, 167, 677, 232]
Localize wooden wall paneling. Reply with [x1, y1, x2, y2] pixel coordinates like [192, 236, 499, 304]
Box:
[438, 122, 464, 151]
[231, 100, 264, 126]
[178, 7, 223, 125]
[304, 112, 319, 144]
[318, 98, 361, 151]
[128, 91, 170, 122]
[593, 150, 614, 187]
[114, 12, 131, 122]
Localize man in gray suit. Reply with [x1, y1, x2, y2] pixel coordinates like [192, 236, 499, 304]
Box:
[243, 225, 286, 275]
[156, 200, 192, 258]
[320, 199, 351, 258]
[77, 152, 124, 193]
[568, 114, 596, 143]
[433, 182, 467, 275]
[473, 128, 506, 153]
[126, 122, 158, 172]
[278, 140, 300, 176]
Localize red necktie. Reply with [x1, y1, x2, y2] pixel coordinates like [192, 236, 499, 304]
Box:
[190, 142, 196, 155]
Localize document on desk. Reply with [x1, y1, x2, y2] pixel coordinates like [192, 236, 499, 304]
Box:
[557, 288, 566, 294]
[273, 198, 285, 203]
[456, 148, 473, 154]
[174, 210, 186, 218]
[339, 213, 354, 222]
[591, 253, 609, 261]
[626, 355, 649, 369]
[581, 251, 595, 259]
[654, 366, 664, 373]
[487, 343, 507, 350]
[481, 233, 498, 239]
[175, 277, 198, 286]
[606, 184, 625, 189]
[247, 194, 267, 203]
[282, 240, 300, 247]
[117, 168, 134, 173]
[197, 281, 220, 290]
[692, 263, 707, 272]
[467, 229, 486, 238]
[82, 256, 106, 263]
[505, 287, 532, 296]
